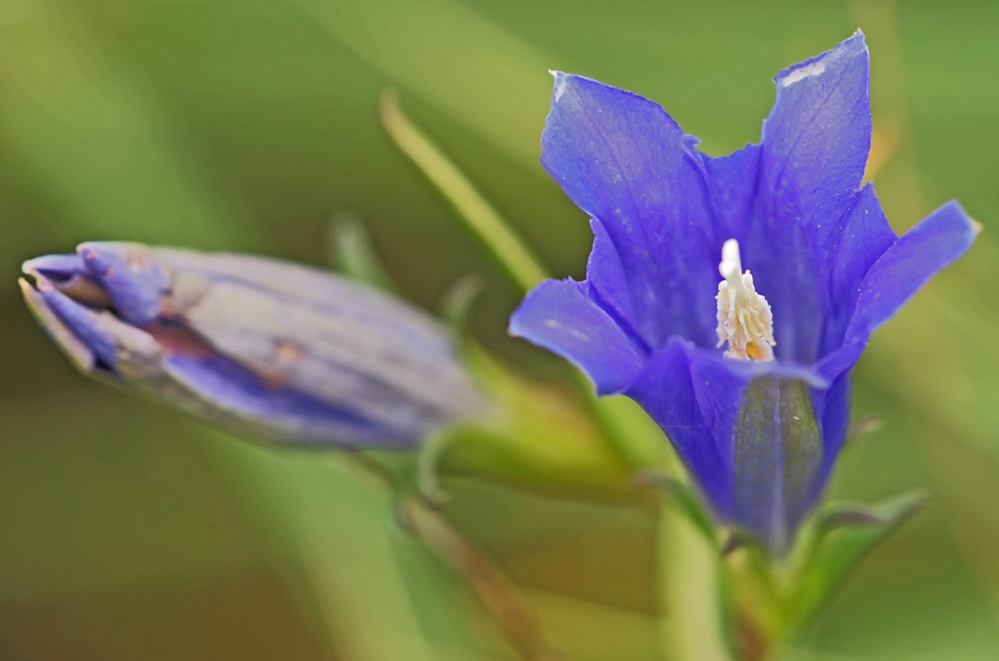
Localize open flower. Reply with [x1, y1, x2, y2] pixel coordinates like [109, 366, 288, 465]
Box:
[21, 242, 485, 448]
[510, 32, 977, 552]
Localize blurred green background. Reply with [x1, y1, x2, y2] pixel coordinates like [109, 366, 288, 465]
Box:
[1, 0, 998, 659]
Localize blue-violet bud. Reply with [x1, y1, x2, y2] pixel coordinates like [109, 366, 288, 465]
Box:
[21, 242, 487, 448]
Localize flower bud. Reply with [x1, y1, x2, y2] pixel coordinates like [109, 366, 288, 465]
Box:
[21, 242, 487, 448]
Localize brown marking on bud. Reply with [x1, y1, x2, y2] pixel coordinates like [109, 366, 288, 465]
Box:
[145, 321, 215, 358]
[258, 339, 306, 389]
[53, 276, 113, 309]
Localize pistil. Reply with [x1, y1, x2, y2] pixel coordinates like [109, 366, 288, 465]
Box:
[715, 239, 775, 361]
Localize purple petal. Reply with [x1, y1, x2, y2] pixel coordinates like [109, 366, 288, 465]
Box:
[21, 253, 85, 283]
[732, 376, 823, 554]
[627, 340, 833, 550]
[764, 30, 871, 237]
[820, 183, 897, 357]
[19, 278, 97, 373]
[811, 372, 852, 498]
[585, 218, 644, 349]
[509, 278, 646, 395]
[78, 242, 170, 325]
[700, 144, 762, 242]
[33, 284, 121, 369]
[626, 339, 735, 517]
[163, 354, 418, 448]
[818, 200, 979, 381]
[744, 31, 872, 364]
[541, 72, 720, 350]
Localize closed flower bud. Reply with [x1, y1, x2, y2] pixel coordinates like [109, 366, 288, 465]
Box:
[21, 242, 487, 448]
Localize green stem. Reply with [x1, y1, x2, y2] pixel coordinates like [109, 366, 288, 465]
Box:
[658, 506, 734, 661]
[343, 453, 560, 660]
[379, 90, 548, 293]
[326, 214, 403, 294]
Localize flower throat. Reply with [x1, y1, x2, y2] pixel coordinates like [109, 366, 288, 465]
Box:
[715, 239, 775, 361]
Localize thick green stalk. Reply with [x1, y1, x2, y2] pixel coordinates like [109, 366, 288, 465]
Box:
[658, 509, 733, 661]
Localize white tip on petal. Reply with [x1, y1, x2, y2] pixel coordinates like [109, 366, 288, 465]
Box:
[780, 60, 826, 87]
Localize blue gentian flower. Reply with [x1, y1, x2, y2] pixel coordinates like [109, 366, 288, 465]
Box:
[21, 242, 485, 448]
[510, 32, 978, 552]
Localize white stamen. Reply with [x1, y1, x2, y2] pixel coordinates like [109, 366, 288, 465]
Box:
[715, 239, 776, 362]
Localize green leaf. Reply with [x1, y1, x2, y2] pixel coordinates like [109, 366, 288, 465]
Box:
[442, 343, 633, 495]
[575, 376, 680, 474]
[635, 471, 716, 545]
[326, 213, 404, 294]
[438, 273, 485, 334]
[786, 491, 927, 631]
[202, 427, 525, 660]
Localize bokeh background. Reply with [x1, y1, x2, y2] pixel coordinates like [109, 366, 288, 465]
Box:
[1, 0, 998, 659]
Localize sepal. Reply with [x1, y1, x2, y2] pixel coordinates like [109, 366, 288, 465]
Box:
[430, 343, 634, 495]
[786, 491, 926, 629]
[724, 490, 926, 652]
[326, 214, 403, 295]
[635, 470, 716, 543]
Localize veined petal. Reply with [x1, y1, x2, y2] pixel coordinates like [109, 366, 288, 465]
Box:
[821, 183, 897, 357]
[700, 144, 762, 242]
[541, 72, 720, 350]
[845, 200, 978, 342]
[812, 372, 852, 497]
[732, 377, 823, 554]
[626, 339, 733, 516]
[161, 261, 477, 424]
[585, 218, 641, 346]
[22, 243, 486, 449]
[817, 200, 979, 381]
[509, 278, 645, 395]
[763, 30, 871, 239]
[746, 30, 872, 364]
[626, 339, 829, 540]
[162, 354, 419, 447]
[78, 242, 171, 326]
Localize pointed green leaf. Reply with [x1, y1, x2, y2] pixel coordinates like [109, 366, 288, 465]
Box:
[438, 273, 485, 334]
[327, 214, 404, 294]
[787, 491, 926, 629]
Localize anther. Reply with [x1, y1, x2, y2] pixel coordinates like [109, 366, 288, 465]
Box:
[715, 239, 775, 362]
